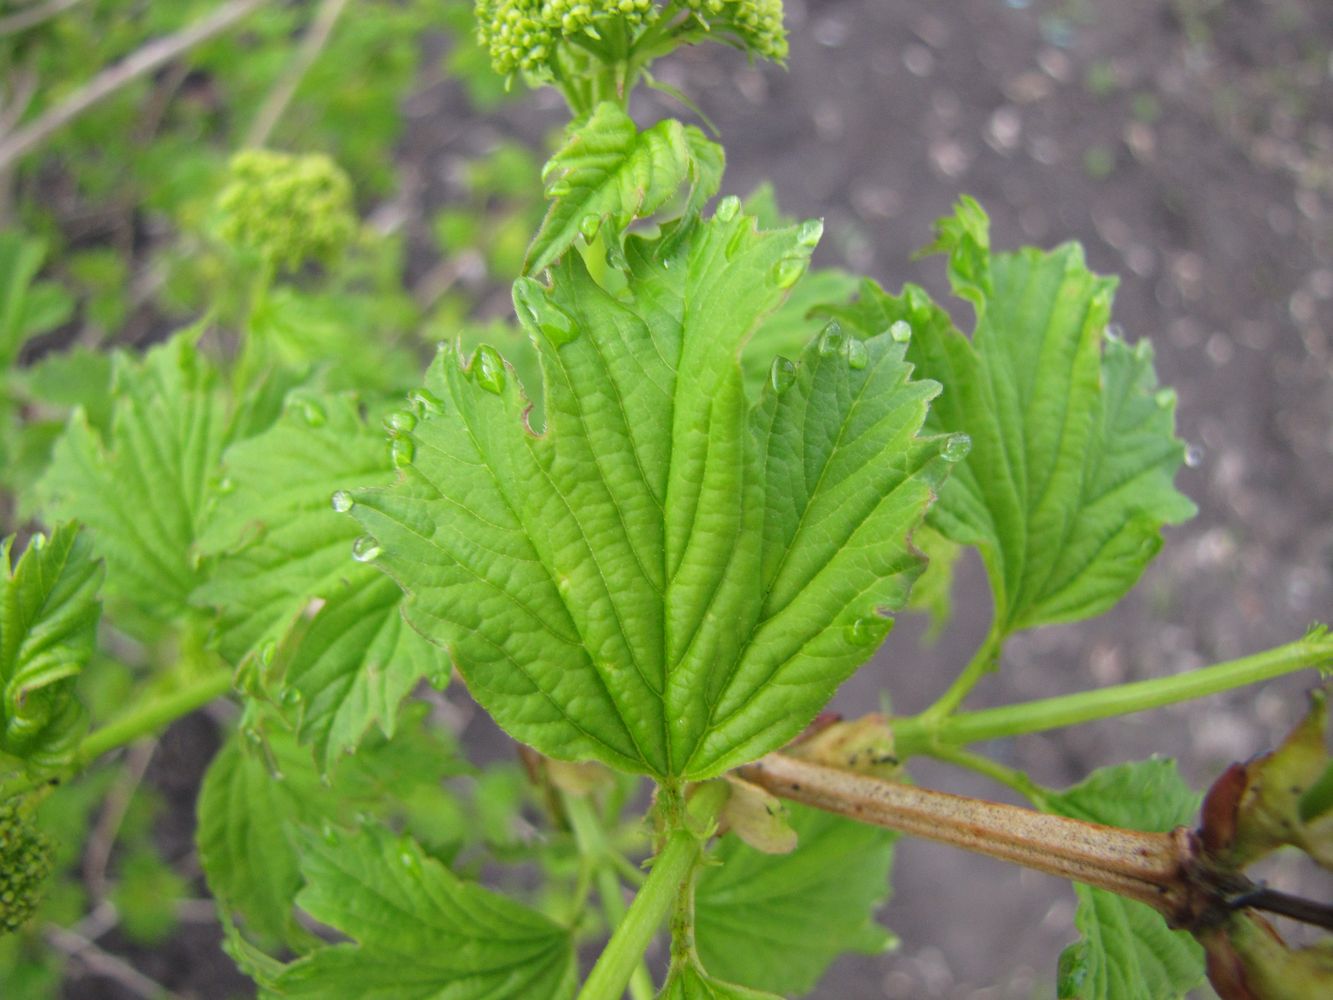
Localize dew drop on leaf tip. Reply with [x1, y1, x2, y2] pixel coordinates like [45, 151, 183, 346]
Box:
[408, 387, 444, 418]
[942, 433, 971, 462]
[1154, 388, 1177, 409]
[352, 535, 382, 563]
[1184, 444, 1203, 468]
[473, 345, 507, 395]
[817, 320, 845, 357]
[889, 319, 912, 343]
[578, 212, 601, 242]
[384, 409, 417, 434]
[391, 437, 415, 468]
[715, 195, 740, 223]
[29, 532, 46, 550]
[846, 338, 869, 370]
[330, 490, 354, 513]
[769, 356, 797, 393]
[772, 256, 808, 290]
[795, 218, 824, 249]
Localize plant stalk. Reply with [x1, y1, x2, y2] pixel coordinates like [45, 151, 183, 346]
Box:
[0, 0, 267, 171]
[894, 632, 1333, 757]
[577, 826, 699, 1000]
[76, 668, 233, 767]
[738, 752, 1196, 920]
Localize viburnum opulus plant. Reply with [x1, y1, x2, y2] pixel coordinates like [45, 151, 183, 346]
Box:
[2, 1, 1331, 998]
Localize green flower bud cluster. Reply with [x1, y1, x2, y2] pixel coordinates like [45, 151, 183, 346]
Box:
[216, 150, 357, 271]
[475, 0, 656, 77]
[0, 801, 54, 935]
[681, 0, 786, 61]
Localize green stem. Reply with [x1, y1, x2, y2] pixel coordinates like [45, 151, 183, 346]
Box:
[918, 625, 1003, 725]
[577, 826, 699, 1000]
[895, 632, 1333, 757]
[564, 794, 654, 1000]
[925, 744, 1051, 810]
[76, 668, 233, 767]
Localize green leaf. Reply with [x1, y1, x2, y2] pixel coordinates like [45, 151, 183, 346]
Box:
[0, 233, 74, 370]
[1, 524, 103, 770]
[1044, 760, 1205, 1000]
[196, 705, 459, 948]
[195, 393, 397, 662]
[348, 210, 960, 779]
[903, 522, 961, 643]
[659, 961, 782, 1000]
[271, 824, 576, 1000]
[524, 102, 723, 275]
[741, 266, 862, 401]
[831, 200, 1195, 634]
[37, 334, 229, 625]
[695, 803, 896, 995]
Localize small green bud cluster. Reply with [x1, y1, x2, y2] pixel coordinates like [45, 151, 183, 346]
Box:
[0, 801, 54, 935]
[475, 0, 655, 77]
[216, 150, 357, 271]
[682, 0, 786, 61]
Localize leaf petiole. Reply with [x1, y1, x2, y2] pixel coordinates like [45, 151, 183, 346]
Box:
[895, 630, 1333, 757]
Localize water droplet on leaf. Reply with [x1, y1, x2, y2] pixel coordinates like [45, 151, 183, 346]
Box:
[769, 356, 797, 393]
[846, 338, 869, 370]
[795, 218, 824, 249]
[216, 476, 236, 496]
[391, 437, 415, 467]
[514, 279, 579, 347]
[385, 409, 417, 434]
[1104, 323, 1125, 342]
[29, 532, 46, 550]
[352, 535, 382, 563]
[1154, 388, 1176, 409]
[320, 822, 339, 846]
[818, 320, 845, 357]
[331, 490, 354, 513]
[942, 433, 971, 462]
[725, 226, 748, 261]
[604, 238, 629, 271]
[578, 213, 601, 242]
[259, 640, 276, 667]
[281, 688, 303, 709]
[473, 345, 506, 395]
[844, 614, 891, 647]
[889, 320, 913, 343]
[300, 398, 326, 427]
[772, 256, 808, 290]
[408, 388, 444, 417]
[715, 195, 741, 223]
[1184, 444, 1203, 468]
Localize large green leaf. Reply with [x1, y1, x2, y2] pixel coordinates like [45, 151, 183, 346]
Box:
[830, 199, 1195, 634]
[1044, 760, 1205, 1000]
[0, 524, 103, 770]
[347, 209, 961, 779]
[270, 823, 576, 1000]
[37, 334, 229, 625]
[524, 102, 723, 275]
[694, 803, 896, 995]
[196, 705, 459, 948]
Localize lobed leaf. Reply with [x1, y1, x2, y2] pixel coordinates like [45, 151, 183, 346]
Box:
[659, 961, 783, 1000]
[37, 334, 230, 626]
[0, 524, 103, 770]
[348, 208, 961, 780]
[1044, 760, 1205, 1000]
[0, 233, 75, 371]
[270, 823, 576, 999]
[524, 102, 723, 275]
[828, 200, 1195, 634]
[695, 803, 896, 995]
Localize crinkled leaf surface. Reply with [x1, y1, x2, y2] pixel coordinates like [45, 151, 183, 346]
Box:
[524, 101, 723, 275]
[830, 199, 1195, 634]
[740, 266, 861, 401]
[1045, 760, 1204, 1000]
[0, 524, 103, 769]
[348, 210, 960, 779]
[194, 394, 439, 768]
[270, 823, 576, 1000]
[659, 962, 782, 1000]
[196, 705, 458, 947]
[37, 334, 229, 624]
[695, 802, 896, 995]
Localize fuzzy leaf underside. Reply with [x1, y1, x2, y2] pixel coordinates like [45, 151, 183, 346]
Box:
[0, 524, 103, 769]
[524, 102, 723, 275]
[1045, 760, 1205, 1000]
[37, 334, 229, 624]
[349, 210, 959, 780]
[270, 824, 576, 1000]
[830, 199, 1194, 634]
[695, 803, 896, 995]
